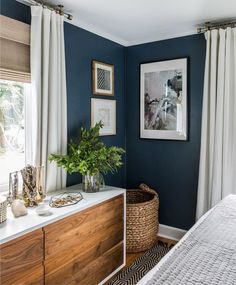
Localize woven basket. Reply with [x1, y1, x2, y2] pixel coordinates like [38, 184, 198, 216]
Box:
[126, 183, 159, 253]
[0, 196, 7, 223]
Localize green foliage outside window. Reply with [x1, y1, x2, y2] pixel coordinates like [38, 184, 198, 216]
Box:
[0, 80, 25, 154]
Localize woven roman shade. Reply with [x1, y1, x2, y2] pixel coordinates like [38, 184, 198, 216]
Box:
[0, 15, 30, 82]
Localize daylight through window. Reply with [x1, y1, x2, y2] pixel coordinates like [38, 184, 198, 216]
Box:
[0, 79, 30, 191]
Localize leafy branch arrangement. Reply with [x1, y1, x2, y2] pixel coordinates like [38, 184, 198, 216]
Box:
[49, 122, 125, 176]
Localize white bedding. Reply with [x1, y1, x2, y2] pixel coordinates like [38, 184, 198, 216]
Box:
[137, 194, 236, 285]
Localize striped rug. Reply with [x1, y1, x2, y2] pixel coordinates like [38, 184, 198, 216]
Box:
[109, 241, 172, 285]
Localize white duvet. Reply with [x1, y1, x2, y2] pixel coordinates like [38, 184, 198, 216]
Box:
[138, 195, 236, 285]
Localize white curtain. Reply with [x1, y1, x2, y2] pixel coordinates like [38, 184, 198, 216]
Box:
[196, 27, 236, 220]
[27, 6, 67, 192]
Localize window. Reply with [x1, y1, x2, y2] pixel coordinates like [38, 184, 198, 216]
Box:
[0, 80, 30, 191]
[0, 15, 30, 192]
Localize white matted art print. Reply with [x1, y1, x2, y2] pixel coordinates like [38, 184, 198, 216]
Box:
[91, 98, 116, 136]
[92, 61, 114, 96]
[140, 58, 187, 140]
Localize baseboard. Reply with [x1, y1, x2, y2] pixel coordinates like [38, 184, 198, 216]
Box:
[158, 224, 187, 241]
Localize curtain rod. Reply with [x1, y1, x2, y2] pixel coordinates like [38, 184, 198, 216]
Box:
[197, 20, 236, 33]
[20, 0, 73, 20]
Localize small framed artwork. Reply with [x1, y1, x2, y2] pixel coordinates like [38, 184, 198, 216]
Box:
[140, 58, 188, 140]
[91, 98, 116, 136]
[92, 60, 114, 96]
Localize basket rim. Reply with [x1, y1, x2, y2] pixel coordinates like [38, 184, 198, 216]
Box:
[127, 188, 158, 197]
[126, 195, 159, 207]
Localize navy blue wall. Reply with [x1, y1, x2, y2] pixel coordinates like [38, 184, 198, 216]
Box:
[0, 0, 126, 188]
[0, 0, 31, 23]
[64, 22, 126, 187]
[1, 0, 207, 230]
[125, 35, 206, 230]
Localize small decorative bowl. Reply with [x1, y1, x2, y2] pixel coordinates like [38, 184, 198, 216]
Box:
[36, 203, 51, 216]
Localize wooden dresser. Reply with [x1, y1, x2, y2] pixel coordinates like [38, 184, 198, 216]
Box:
[0, 186, 126, 285]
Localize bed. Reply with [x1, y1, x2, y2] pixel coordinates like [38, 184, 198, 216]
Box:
[137, 194, 236, 285]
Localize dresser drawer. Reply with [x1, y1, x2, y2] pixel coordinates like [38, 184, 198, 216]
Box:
[45, 241, 124, 285]
[1, 264, 44, 285]
[44, 195, 124, 285]
[44, 195, 124, 257]
[0, 229, 44, 285]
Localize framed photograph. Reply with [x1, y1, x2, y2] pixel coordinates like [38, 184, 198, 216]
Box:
[140, 58, 187, 140]
[92, 60, 114, 96]
[91, 98, 116, 136]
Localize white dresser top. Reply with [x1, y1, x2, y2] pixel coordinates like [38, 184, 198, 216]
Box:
[0, 184, 126, 244]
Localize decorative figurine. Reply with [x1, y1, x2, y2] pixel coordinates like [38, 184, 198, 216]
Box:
[21, 165, 45, 207]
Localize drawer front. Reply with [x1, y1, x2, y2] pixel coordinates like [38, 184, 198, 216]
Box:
[44, 195, 124, 257]
[45, 241, 124, 285]
[0, 229, 44, 285]
[1, 264, 44, 285]
[44, 195, 124, 285]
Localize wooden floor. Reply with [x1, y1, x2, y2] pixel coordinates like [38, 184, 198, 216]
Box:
[105, 236, 177, 284]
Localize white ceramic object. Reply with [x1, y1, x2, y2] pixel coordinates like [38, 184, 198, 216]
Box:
[35, 203, 51, 216]
[11, 199, 28, 218]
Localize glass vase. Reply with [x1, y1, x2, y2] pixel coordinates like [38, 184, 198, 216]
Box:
[82, 173, 104, 193]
